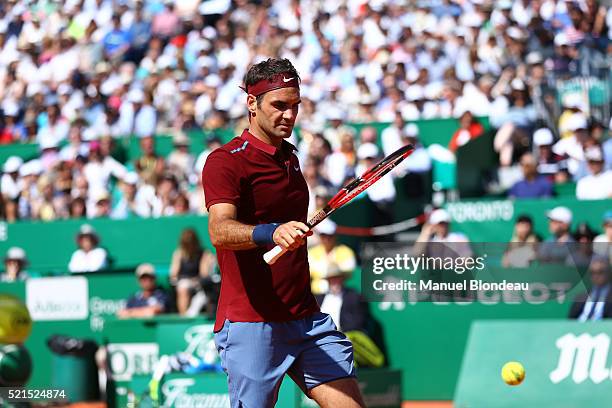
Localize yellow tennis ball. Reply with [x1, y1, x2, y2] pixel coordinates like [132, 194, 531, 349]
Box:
[0, 294, 32, 344]
[501, 361, 525, 386]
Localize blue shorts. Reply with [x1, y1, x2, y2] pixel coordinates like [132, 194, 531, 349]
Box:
[214, 312, 356, 408]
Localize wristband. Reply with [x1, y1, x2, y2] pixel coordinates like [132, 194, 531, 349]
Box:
[253, 223, 281, 246]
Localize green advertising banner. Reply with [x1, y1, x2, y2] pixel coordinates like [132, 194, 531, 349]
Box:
[153, 369, 401, 408]
[455, 320, 612, 408]
[446, 198, 612, 242]
[0, 273, 139, 389]
[369, 300, 572, 400]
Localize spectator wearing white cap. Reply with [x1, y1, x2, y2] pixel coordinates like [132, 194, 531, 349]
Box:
[395, 123, 431, 176]
[532, 128, 562, 178]
[308, 219, 356, 296]
[1, 247, 29, 282]
[552, 113, 592, 177]
[539, 206, 575, 264]
[68, 224, 108, 273]
[414, 208, 472, 262]
[38, 136, 61, 173]
[576, 146, 612, 200]
[17, 160, 42, 219]
[416, 208, 470, 244]
[356, 142, 396, 208]
[558, 93, 586, 139]
[111, 172, 151, 220]
[117, 263, 169, 318]
[1, 156, 23, 200]
[322, 106, 349, 152]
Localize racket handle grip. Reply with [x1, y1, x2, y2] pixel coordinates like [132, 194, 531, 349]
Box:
[263, 245, 287, 265]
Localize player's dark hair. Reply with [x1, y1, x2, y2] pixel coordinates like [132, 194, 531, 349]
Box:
[245, 58, 300, 107]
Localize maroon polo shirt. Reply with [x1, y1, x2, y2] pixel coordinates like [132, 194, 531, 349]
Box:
[202, 129, 319, 331]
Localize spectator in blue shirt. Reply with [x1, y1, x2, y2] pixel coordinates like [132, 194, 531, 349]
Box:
[126, 3, 151, 63]
[103, 15, 131, 61]
[508, 153, 553, 199]
[117, 263, 169, 318]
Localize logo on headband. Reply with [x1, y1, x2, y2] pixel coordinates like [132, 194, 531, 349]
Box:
[243, 73, 300, 97]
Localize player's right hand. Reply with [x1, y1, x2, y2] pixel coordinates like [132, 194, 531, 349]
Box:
[273, 221, 310, 251]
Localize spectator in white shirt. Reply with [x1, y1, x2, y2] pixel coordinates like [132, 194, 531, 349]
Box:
[194, 135, 223, 177]
[380, 112, 404, 157]
[395, 123, 432, 176]
[167, 132, 195, 183]
[1, 247, 29, 282]
[59, 124, 89, 163]
[1, 156, 23, 200]
[118, 88, 157, 137]
[111, 172, 151, 219]
[325, 130, 357, 188]
[68, 224, 108, 273]
[416, 208, 470, 244]
[83, 139, 127, 196]
[414, 208, 473, 261]
[355, 143, 396, 229]
[552, 113, 591, 177]
[36, 104, 70, 147]
[576, 146, 612, 200]
[594, 211, 612, 263]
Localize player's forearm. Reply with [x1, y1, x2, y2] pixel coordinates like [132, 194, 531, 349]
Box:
[209, 218, 258, 250]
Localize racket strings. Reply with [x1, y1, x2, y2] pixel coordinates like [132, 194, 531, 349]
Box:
[334, 159, 401, 207]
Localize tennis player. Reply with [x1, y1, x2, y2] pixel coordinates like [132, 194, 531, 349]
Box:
[202, 58, 364, 407]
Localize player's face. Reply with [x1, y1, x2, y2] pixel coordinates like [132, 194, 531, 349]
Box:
[253, 87, 301, 140]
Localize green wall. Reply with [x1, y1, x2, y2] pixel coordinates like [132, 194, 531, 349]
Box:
[0, 215, 211, 273]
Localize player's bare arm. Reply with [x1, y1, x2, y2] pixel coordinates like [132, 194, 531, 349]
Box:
[208, 203, 257, 250]
[208, 202, 309, 251]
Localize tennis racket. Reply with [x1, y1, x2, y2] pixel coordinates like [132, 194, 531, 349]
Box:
[263, 144, 415, 264]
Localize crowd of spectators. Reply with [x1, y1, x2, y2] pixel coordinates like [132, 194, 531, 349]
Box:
[0, 0, 610, 224]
